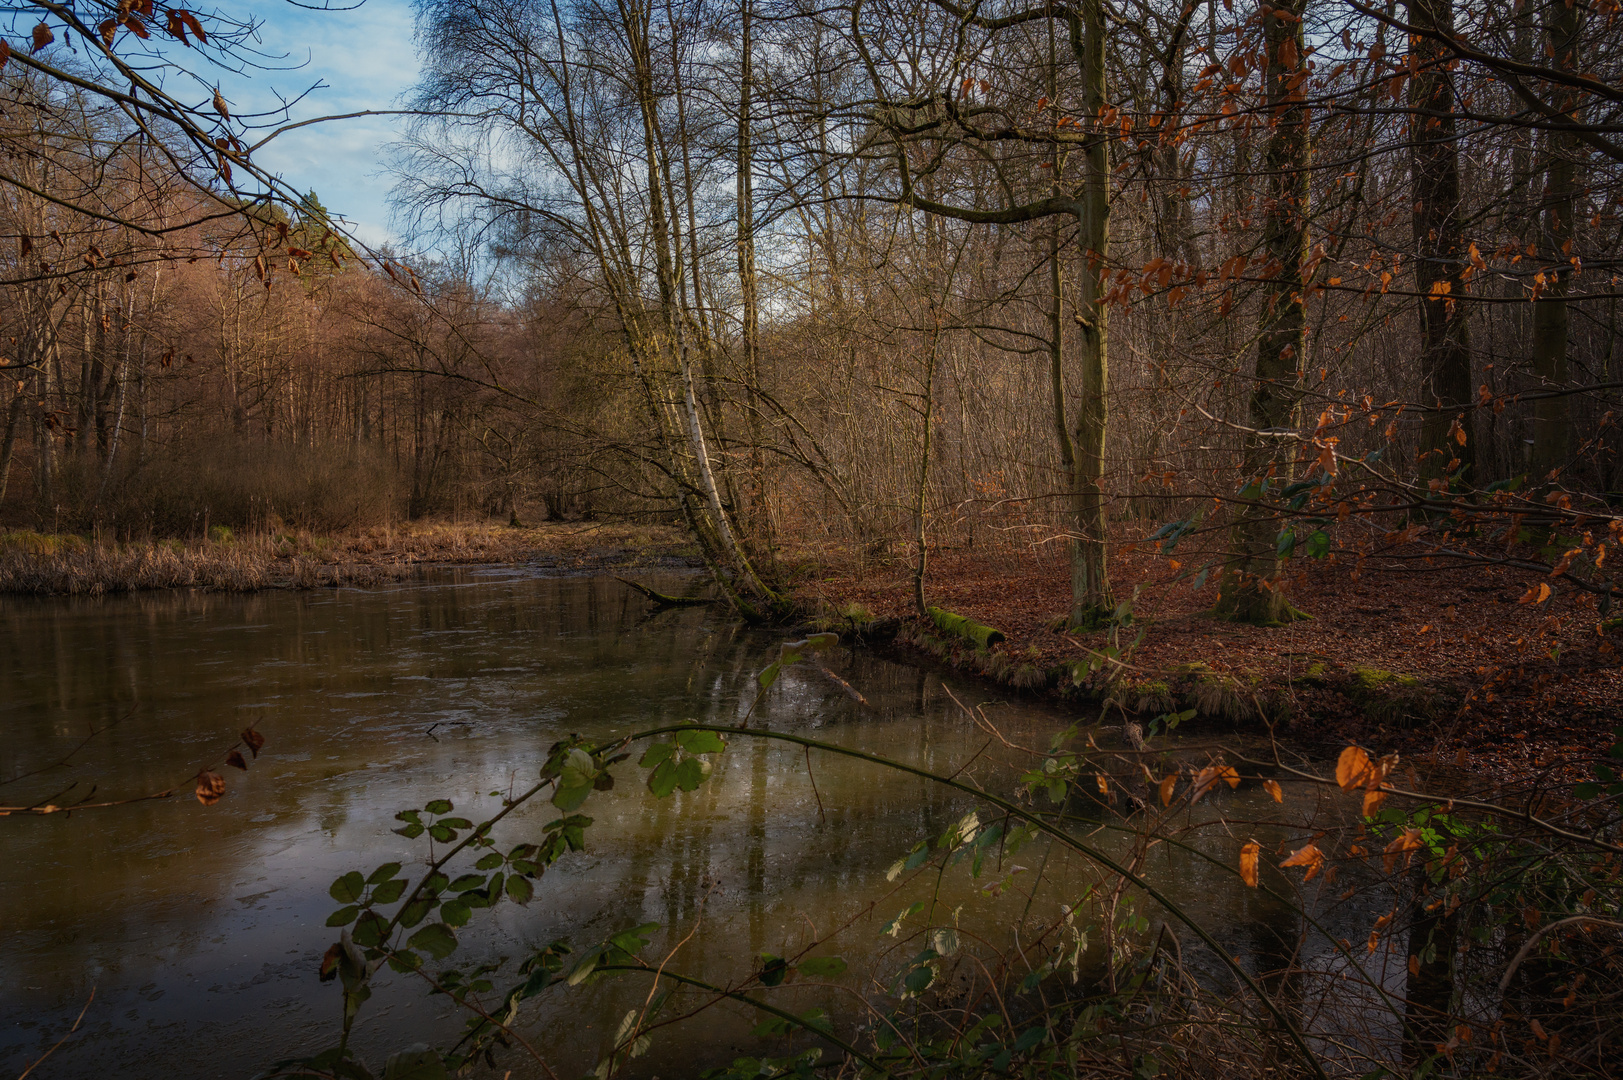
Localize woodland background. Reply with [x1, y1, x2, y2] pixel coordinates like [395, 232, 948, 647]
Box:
[1, 0, 1620, 631]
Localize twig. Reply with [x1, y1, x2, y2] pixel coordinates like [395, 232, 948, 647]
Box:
[1499, 915, 1623, 992]
[17, 984, 94, 1079]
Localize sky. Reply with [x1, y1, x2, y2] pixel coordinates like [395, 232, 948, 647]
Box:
[212, 0, 422, 248]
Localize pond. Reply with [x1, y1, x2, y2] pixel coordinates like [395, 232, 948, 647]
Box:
[0, 570, 1379, 1079]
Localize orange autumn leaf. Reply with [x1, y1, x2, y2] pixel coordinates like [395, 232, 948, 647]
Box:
[1095, 773, 1110, 796]
[1363, 788, 1387, 816]
[1191, 764, 1240, 804]
[1263, 779, 1283, 803]
[1383, 828, 1425, 873]
[1280, 841, 1325, 882]
[1336, 746, 1374, 791]
[1158, 773, 1178, 806]
[1239, 841, 1261, 887]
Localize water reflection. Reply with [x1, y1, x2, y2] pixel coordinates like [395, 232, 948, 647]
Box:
[1, 571, 1372, 1079]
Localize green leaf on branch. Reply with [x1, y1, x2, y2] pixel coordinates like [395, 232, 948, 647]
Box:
[425, 799, 453, 815]
[440, 899, 472, 928]
[647, 759, 678, 798]
[675, 729, 727, 754]
[639, 742, 675, 768]
[329, 872, 365, 904]
[506, 875, 535, 905]
[352, 911, 389, 948]
[759, 955, 790, 987]
[398, 898, 435, 928]
[366, 862, 402, 886]
[326, 905, 360, 927]
[1275, 529, 1296, 557]
[371, 879, 406, 905]
[552, 748, 598, 811]
[674, 756, 712, 792]
[382, 1045, 449, 1080]
[1304, 529, 1331, 558]
[797, 956, 848, 978]
[408, 922, 458, 960]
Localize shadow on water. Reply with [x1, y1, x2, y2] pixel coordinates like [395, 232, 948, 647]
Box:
[0, 569, 1372, 1078]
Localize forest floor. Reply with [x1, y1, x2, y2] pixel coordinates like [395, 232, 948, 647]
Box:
[788, 537, 1622, 786]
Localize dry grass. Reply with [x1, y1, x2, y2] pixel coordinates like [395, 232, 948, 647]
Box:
[0, 520, 691, 596]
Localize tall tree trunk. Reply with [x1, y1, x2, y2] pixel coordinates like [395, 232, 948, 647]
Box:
[1408, 0, 1473, 481]
[1531, 0, 1580, 482]
[1067, 0, 1115, 628]
[626, 0, 776, 608]
[0, 376, 26, 505]
[737, 0, 770, 556]
[1214, 0, 1310, 625]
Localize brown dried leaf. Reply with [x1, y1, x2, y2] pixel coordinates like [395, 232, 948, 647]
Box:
[1362, 788, 1386, 817]
[1263, 779, 1283, 803]
[195, 770, 225, 806]
[241, 727, 265, 757]
[31, 22, 54, 53]
[1095, 773, 1109, 796]
[225, 749, 248, 771]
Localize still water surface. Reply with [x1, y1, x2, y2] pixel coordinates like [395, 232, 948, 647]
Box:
[0, 570, 1339, 1079]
